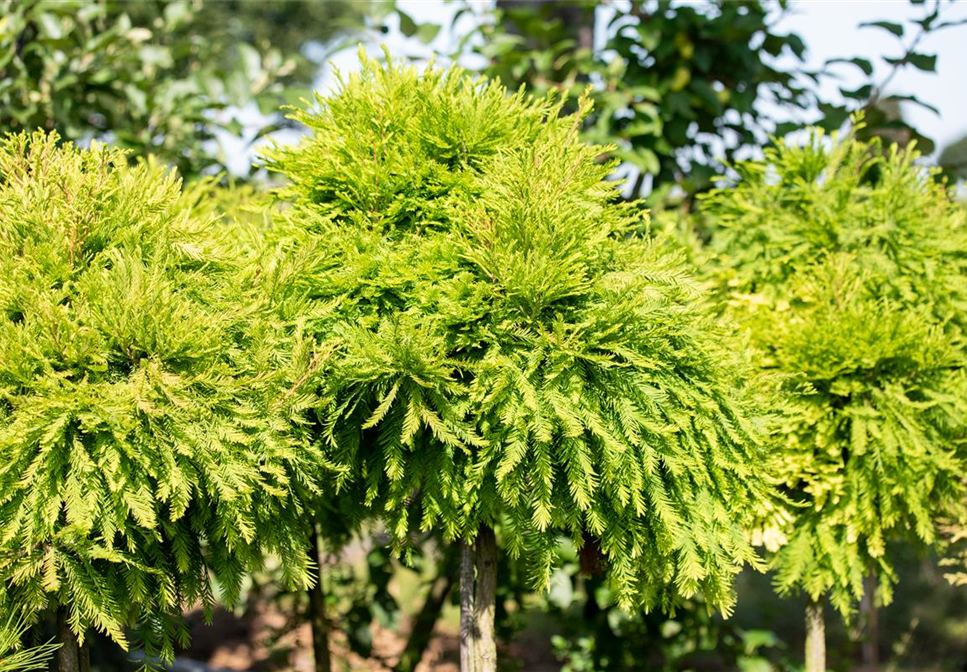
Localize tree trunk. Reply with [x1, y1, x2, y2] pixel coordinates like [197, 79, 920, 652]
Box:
[395, 544, 458, 672]
[805, 598, 825, 672]
[56, 607, 89, 672]
[474, 526, 497, 672]
[459, 524, 498, 672]
[307, 526, 332, 672]
[459, 540, 475, 672]
[861, 574, 879, 672]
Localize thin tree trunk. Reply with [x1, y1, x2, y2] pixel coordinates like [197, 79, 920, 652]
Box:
[395, 544, 458, 672]
[459, 524, 498, 672]
[56, 607, 89, 672]
[459, 541, 476, 672]
[473, 525, 497, 672]
[308, 526, 332, 672]
[582, 574, 601, 622]
[805, 598, 825, 672]
[861, 574, 879, 672]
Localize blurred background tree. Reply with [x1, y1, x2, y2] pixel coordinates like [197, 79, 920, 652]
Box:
[459, 0, 961, 201]
[470, 0, 814, 200]
[187, 0, 375, 84]
[0, 0, 383, 178]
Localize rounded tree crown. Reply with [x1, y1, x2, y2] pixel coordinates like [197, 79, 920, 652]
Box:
[700, 125, 967, 614]
[266, 54, 775, 612]
[0, 132, 312, 658]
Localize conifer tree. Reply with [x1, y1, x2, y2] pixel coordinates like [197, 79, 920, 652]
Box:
[0, 132, 315, 670]
[264, 53, 777, 671]
[698, 125, 967, 672]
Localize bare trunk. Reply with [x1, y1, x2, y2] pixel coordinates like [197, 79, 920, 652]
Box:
[56, 607, 89, 672]
[395, 544, 458, 672]
[308, 527, 332, 672]
[805, 598, 825, 672]
[459, 541, 475, 672]
[474, 525, 497, 672]
[459, 524, 498, 672]
[861, 574, 879, 672]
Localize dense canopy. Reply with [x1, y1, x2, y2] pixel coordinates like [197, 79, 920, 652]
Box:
[264, 55, 776, 612]
[700, 127, 967, 613]
[0, 132, 313, 658]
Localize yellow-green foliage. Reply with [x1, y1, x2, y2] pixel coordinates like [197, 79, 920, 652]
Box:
[263, 54, 776, 613]
[700, 125, 967, 615]
[0, 132, 314, 660]
[0, 614, 57, 672]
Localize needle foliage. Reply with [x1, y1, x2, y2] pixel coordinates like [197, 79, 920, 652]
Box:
[699, 125, 967, 614]
[263, 54, 776, 613]
[0, 132, 314, 660]
[0, 614, 58, 672]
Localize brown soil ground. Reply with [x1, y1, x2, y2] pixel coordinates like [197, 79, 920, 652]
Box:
[183, 602, 557, 672]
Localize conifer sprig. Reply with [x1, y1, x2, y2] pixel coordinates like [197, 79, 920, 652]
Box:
[0, 614, 58, 672]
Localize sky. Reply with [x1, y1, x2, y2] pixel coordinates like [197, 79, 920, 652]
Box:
[776, 0, 967, 152]
[228, 0, 967, 174]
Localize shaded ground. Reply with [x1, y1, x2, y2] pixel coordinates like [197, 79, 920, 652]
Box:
[182, 603, 558, 672]
[168, 548, 967, 672]
[186, 603, 459, 672]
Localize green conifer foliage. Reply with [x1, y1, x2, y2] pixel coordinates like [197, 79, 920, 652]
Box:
[699, 126, 967, 615]
[0, 132, 314, 661]
[264, 54, 775, 614]
[0, 614, 58, 672]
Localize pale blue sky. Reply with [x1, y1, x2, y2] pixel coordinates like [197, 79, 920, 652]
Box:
[777, 0, 967, 151]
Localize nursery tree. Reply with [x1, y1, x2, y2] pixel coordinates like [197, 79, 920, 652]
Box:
[698, 125, 967, 672]
[235, 189, 443, 672]
[264, 54, 777, 671]
[0, 132, 315, 670]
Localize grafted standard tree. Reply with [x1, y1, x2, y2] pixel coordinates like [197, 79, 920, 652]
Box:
[265, 54, 776, 671]
[700, 126, 967, 672]
[0, 132, 314, 670]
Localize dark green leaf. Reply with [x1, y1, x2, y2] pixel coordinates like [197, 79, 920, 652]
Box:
[398, 10, 418, 37]
[840, 84, 873, 101]
[859, 21, 904, 37]
[884, 94, 940, 116]
[908, 52, 938, 72]
[826, 57, 874, 76]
